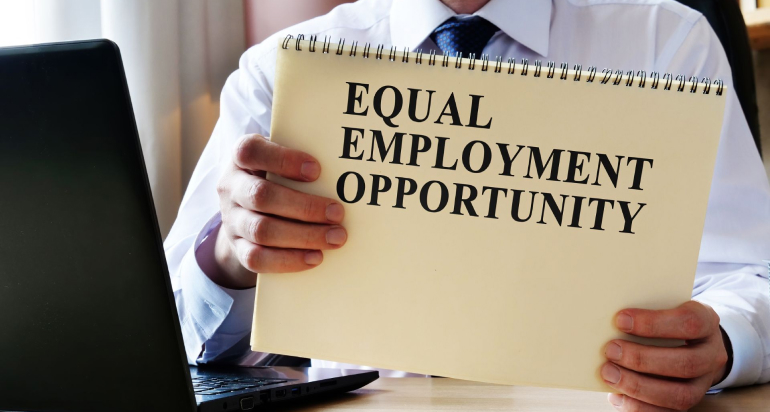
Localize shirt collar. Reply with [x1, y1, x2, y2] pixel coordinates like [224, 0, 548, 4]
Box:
[390, 0, 552, 57]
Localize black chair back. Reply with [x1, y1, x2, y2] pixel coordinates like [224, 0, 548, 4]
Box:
[676, 0, 761, 154]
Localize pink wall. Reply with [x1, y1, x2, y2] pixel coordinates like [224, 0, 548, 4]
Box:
[243, 0, 354, 47]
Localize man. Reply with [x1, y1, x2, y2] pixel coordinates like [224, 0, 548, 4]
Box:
[164, 0, 770, 410]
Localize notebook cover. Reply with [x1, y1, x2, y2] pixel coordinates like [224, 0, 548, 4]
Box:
[253, 39, 726, 392]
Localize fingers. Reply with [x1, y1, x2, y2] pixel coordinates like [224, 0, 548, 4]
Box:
[226, 207, 347, 250]
[607, 394, 680, 412]
[615, 301, 719, 340]
[214, 134, 341, 277]
[605, 302, 726, 410]
[232, 238, 323, 274]
[234, 134, 320, 181]
[230, 170, 344, 224]
[604, 339, 718, 379]
[601, 362, 710, 411]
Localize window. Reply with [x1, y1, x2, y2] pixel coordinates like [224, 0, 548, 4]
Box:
[0, 1, 36, 47]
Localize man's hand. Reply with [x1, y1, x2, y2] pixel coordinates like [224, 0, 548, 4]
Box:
[206, 134, 347, 289]
[602, 301, 730, 411]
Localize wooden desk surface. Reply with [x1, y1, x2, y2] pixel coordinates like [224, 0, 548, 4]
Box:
[273, 378, 770, 411]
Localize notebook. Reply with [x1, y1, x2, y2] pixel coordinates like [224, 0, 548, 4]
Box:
[252, 35, 726, 392]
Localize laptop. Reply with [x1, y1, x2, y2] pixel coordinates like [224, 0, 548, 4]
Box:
[0, 40, 378, 412]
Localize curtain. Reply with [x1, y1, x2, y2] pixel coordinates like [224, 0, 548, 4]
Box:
[0, 0, 246, 236]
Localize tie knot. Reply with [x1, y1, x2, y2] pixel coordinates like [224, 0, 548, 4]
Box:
[431, 16, 499, 58]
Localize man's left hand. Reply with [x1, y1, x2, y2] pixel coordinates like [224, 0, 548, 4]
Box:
[602, 301, 730, 411]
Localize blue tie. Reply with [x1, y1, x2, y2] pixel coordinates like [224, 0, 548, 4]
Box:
[431, 16, 500, 58]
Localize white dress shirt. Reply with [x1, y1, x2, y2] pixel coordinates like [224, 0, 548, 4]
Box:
[164, 0, 770, 388]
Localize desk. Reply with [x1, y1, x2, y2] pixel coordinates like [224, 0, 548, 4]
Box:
[273, 378, 770, 411]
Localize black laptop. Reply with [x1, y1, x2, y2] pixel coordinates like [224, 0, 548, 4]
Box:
[0, 40, 377, 412]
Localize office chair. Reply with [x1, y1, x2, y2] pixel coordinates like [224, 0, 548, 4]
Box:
[676, 0, 761, 155]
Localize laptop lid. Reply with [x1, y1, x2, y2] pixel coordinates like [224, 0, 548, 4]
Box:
[0, 40, 195, 412]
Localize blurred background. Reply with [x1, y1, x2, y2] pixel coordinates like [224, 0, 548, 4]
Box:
[0, 0, 767, 237]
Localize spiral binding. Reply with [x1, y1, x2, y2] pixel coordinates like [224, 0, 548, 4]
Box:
[281, 35, 724, 96]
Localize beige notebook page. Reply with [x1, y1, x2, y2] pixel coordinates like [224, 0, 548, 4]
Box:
[254, 39, 725, 392]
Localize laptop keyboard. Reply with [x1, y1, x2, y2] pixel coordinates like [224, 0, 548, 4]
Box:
[191, 376, 289, 395]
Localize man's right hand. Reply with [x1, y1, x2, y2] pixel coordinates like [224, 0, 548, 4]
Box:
[206, 134, 346, 289]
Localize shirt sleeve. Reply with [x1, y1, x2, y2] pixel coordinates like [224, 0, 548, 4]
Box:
[659, 16, 770, 388]
[163, 44, 276, 364]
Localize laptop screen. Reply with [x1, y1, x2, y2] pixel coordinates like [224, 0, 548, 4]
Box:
[0, 41, 194, 411]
